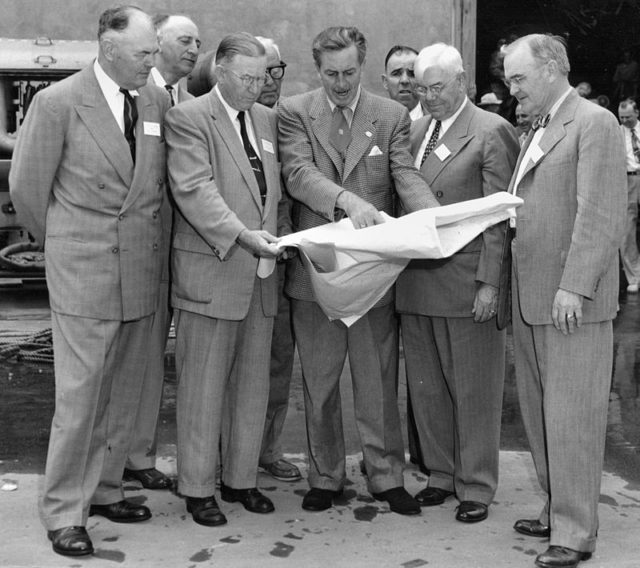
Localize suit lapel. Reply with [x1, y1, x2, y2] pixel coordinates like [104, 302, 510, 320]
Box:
[250, 105, 278, 220]
[343, 90, 376, 181]
[410, 116, 430, 156]
[74, 68, 133, 187]
[309, 91, 345, 177]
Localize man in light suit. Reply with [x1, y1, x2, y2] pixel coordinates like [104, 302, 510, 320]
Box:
[165, 32, 288, 527]
[123, 12, 200, 492]
[396, 43, 519, 523]
[9, 6, 170, 557]
[503, 34, 625, 568]
[278, 26, 439, 516]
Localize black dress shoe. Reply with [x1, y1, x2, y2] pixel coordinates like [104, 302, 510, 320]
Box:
[455, 500, 488, 523]
[535, 546, 592, 568]
[123, 467, 172, 490]
[414, 486, 454, 507]
[47, 526, 93, 557]
[89, 500, 151, 523]
[186, 496, 228, 527]
[514, 518, 551, 538]
[301, 488, 342, 511]
[372, 487, 421, 516]
[220, 483, 274, 513]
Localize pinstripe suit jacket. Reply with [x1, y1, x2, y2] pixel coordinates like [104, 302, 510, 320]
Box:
[278, 87, 439, 302]
[165, 90, 285, 320]
[509, 89, 626, 324]
[9, 65, 170, 321]
[396, 101, 519, 316]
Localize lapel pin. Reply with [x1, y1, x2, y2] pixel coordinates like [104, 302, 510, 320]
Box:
[365, 131, 372, 137]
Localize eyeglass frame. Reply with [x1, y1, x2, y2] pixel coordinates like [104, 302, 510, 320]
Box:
[414, 74, 460, 97]
[223, 66, 268, 89]
[503, 63, 546, 89]
[267, 61, 287, 80]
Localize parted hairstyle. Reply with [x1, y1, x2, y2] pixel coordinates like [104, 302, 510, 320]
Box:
[312, 26, 367, 67]
[504, 33, 571, 76]
[98, 5, 145, 39]
[384, 45, 418, 69]
[215, 32, 265, 65]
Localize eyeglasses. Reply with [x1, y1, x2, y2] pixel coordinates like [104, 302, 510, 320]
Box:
[267, 62, 287, 80]
[224, 67, 267, 88]
[503, 63, 545, 89]
[414, 75, 458, 97]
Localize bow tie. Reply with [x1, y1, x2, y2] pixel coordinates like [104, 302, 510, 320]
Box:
[532, 114, 551, 131]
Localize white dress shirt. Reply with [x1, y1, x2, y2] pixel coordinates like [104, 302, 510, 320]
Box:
[93, 59, 139, 134]
[622, 123, 640, 173]
[215, 84, 261, 158]
[150, 67, 181, 104]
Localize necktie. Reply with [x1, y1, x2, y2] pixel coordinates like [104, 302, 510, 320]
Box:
[237, 111, 267, 205]
[119, 88, 138, 162]
[329, 106, 352, 156]
[165, 84, 175, 107]
[420, 120, 441, 166]
[631, 128, 640, 162]
[532, 113, 550, 131]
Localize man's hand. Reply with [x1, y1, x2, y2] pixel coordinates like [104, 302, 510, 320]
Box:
[336, 190, 385, 229]
[551, 289, 584, 335]
[472, 283, 499, 323]
[236, 229, 280, 258]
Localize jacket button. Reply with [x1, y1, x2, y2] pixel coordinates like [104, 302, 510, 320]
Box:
[153, 243, 159, 250]
[98, 183, 105, 189]
[111, 247, 119, 254]
[436, 190, 444, 198]
[152, 212, 158, 219]
[118, 214, 125, 221]
[157, 178, 164, 185]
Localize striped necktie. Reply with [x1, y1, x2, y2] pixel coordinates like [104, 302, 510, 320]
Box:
[119, 88, 138, 162]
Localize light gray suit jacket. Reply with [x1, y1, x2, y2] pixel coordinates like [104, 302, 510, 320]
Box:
[509, 89, 626, 324]
[9, 65, 170, 321]
[278, 87, 439, 302]
[165, 90, 287, 321]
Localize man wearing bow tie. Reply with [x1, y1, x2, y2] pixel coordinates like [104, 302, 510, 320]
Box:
[278, 25, 439, 516]
[503, 34, 625, 568]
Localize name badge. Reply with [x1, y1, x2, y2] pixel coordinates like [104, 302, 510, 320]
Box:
[143, 121, 161, 136]
[434, 144, 451, 161]
[530, 143, 544, 163]
[262, 139, 274, 154]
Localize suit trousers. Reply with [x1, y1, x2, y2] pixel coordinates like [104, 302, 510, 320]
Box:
[260, 263, 296, 464]
[401, 314, 505, 503]
[512, 261, 612, 553]
[291, 299, 405, 493]
[620, 174, 640, 286]
[126, 279, 172, 470]
[175, 280, 273, 497]
[41, 311, 153, 530]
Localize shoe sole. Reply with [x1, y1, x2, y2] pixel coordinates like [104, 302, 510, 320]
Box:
[258, 465, 302, 482]
[51, 544, 94, 557]
[514, 526, 551, 538]
[220, 494, 275, 513]
[535, 552, 591, 568]
[456, 512, 488, 523]
[89, 510, 151, 523]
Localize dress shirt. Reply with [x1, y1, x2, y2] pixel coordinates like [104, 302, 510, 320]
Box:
[326, 86, 361, 128]
[622, 123, 640, 173]
[214, 84, 261, 158]
[414, 97, 468, 168]
[93, 59, 139, 134]
[409, 102, 425, 121]
[150, 67, 181, 104]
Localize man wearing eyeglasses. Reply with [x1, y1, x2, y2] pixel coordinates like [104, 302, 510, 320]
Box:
[381, 45, 425, 121]
[396, 42, 519, 524]
[165, 32, 290, 527]
[278, 26, 439, 516]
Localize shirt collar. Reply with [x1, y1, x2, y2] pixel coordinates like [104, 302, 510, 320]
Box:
[215, 83, 242, 123]
[546, 86, 573, 121]
[93, 59, 139, 98]
[150, 67, 179, 90]
[440, 96, 468, 131]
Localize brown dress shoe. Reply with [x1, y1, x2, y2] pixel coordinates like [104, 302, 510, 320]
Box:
[259, 459, 302, 481]
[535, 546, 592, 568]
[514, 518, 551, 538]
[455, 501, 488, 523]
[47, 526, 93, 557]
[186, 496, 228, 527]
[89, 500, 151, 523]
[220, 484, 275, 513]
[123, 467, 172, 490]
[414, 486, 454, 507]
[372, 487, 421, 516]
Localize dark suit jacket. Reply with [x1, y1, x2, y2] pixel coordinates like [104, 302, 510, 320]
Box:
[278, 87, 439, 302]
[396, 100, 519, 316]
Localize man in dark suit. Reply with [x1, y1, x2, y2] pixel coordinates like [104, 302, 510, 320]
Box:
[278, 26, 439, 516]
[9, 6, 170, 557]
[165, 32, 289, 527]
[124, 12, 200, 492]
[396, 42, 519, 523]
[503, 34, 625, 568]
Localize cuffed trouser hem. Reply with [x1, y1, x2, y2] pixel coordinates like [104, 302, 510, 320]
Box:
[550, 530, 597, 554]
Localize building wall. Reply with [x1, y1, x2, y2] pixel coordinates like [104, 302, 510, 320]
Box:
[0, 0, 476, 98]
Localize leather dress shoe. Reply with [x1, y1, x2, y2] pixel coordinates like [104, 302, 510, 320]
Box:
[186, 496, 227, 527]
[47, 526, 93, 557]
[372, 487, 421, 516]
[455, 500, 488, 523]
[259, 459, 302, 481]
[414, 486, 454, 507]
[123, 467, 172, 490]
[535, 546, 592, 568]
[220, 483, 274, 513]
[302, 488, 343, 511]
[514, 518, 551, 538]
[89, 500, 151, 523]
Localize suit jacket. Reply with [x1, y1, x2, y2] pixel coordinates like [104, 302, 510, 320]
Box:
[165, 91, 286, 320]
[9, 65, 170, 321]
[396, 100, 519, 316]
[509, 89, 626, 324]
[278, 87, 439, 302]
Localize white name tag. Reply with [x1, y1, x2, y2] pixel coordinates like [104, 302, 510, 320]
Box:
[434, 144, 451, 161]
[530, 143, 544, 163]
[143, 121, 161, 136]
[262, 139, 274, 154]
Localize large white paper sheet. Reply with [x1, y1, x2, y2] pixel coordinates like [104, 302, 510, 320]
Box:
[277, 192, 523, 325]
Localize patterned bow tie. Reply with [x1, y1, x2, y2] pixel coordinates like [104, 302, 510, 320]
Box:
[532, 114, 551, 131]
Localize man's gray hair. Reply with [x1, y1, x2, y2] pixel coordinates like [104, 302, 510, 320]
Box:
[504, 34, 571, 75]
[255, 36, 281, 61]
[414, 43, 464, 80]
